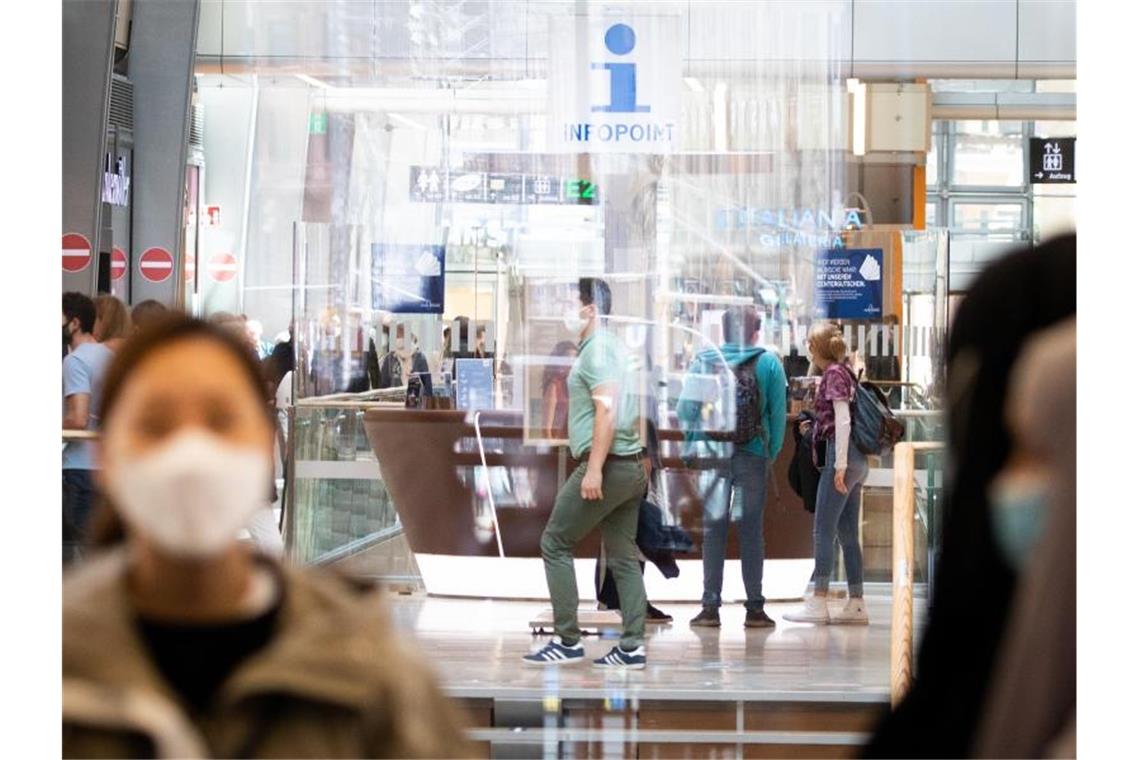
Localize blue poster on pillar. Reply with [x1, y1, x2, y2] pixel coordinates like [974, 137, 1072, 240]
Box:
[814, 248, 884, 319]
[371, 244, 446, 314]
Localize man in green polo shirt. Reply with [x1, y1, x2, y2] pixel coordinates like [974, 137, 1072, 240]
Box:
[523, 278, 649, 670]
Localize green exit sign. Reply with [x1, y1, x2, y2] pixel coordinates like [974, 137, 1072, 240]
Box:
[566, 179, 597, 204]
[309, 112, 328, 134]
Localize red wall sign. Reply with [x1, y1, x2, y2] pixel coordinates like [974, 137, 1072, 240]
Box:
[207, 253, 238, 283]
[110, 247, 127, 281]
[62, 233, 92, 273]
[139, 247, 174, 283]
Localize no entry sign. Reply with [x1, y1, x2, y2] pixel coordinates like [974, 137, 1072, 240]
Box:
[110, 247, 127, 281]
[62, 233, 92, 273]
[207, 253, 238, 283]
[139, 247, 174, 283]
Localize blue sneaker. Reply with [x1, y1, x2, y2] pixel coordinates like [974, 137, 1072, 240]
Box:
[522, 638, 585, 666]
[593, 645, 647, 670]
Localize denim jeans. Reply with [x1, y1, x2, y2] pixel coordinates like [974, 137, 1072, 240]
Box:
[700, 449, 769, 612]
[62, 469, 95, 565]
[812, 439, 869, 597]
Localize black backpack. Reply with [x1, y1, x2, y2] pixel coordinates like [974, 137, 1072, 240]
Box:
[845, 366, 905, 456]
[706, 353, 765, 445]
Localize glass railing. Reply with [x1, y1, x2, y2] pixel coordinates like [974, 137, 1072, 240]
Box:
[287, 395, 413, 575]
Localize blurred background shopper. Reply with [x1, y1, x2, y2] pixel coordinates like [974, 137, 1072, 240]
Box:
[63, 316, 469, 758]
[865, 234, 1076, 758]
[62, 292, 114, 564]
[130, 299, 168, 333]
[93, 294, 132, 353]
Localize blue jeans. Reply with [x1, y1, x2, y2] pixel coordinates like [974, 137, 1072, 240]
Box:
[63, 469, 95, 565]
[701, 449, 769, 611]
[813, 439, 869, 597]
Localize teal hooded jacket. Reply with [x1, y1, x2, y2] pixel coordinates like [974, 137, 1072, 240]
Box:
[676, 344, 788, 460]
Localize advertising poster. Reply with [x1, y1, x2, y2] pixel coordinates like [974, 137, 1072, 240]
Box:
[814, 248, 884, 319]
[371, 244, 446, 314]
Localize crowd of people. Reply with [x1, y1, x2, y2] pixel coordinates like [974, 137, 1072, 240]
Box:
[60, 232, 1075, 756]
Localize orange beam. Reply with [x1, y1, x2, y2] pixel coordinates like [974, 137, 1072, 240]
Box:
[913, 164, 927, 230]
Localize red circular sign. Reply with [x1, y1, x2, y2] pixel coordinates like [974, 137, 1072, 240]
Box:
[110, 247, 127, 281]
[62, 233, 92, 273]
[139, 247, 174, 283]
[207, 253, 238, 283]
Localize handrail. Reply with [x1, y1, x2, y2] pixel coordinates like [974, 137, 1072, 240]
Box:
[890, 441, 944, 707]
[62, 430, 99, 441]
[472, 410, 505, 558]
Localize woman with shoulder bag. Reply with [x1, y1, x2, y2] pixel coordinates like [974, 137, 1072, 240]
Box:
[785, 322, 870, 625]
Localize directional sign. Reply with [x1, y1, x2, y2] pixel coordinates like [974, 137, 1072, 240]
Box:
[566, 179, 597, 205]
[110, 247, 127, 281]
[1030, 137, 1076, 183]
[207, 252, 238, 283]
[139, 247, 174, 283]
[62, 233, 93, 273]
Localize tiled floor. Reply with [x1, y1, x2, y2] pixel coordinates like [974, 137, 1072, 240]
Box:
[385, 593, 917, 703]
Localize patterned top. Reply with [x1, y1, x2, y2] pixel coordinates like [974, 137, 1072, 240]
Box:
[813, 362, 856, 444]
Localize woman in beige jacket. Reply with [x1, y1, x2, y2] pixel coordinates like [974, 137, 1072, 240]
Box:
[63, 315, 471, 758]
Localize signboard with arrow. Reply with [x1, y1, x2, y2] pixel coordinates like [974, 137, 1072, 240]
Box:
[1030, 137, 1075, 184]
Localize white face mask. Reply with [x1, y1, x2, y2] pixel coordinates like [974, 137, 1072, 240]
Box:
[563, 308, 587, 335]
[106, 430, 270, 558]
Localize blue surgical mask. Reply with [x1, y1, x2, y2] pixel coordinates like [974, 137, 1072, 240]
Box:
[988, 473, 1050, 570]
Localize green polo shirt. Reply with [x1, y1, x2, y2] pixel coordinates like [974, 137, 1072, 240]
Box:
[566, 329, 642, 459]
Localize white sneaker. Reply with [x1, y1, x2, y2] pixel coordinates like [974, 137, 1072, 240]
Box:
[783, 595, 831, 624]
[831, 598, 870, 625]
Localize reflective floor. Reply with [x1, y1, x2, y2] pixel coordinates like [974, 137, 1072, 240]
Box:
[385, 592, 917, 702]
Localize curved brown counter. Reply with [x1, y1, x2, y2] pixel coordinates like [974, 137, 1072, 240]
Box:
[363, 408, 815, 600]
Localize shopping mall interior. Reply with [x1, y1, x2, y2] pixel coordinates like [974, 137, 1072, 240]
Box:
[39, 0, 1097, 757]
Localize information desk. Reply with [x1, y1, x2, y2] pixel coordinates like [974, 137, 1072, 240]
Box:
[363, 409, 816, 601]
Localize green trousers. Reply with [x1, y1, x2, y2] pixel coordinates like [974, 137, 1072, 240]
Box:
[540, 458, 648, 651]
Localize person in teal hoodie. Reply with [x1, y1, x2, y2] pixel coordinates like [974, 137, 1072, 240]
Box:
[676, 306, 787, 629]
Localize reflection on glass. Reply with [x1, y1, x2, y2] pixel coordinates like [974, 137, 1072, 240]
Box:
[952, 120, 1024, 187]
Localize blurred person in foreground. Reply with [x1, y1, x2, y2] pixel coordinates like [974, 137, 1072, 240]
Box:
[63, 316, 470, 758]
[63, 292, 114, 564]
[130, 299, 168, 333]
[94, 294, 132, 353]
[864, 233, 1075, 757]
[972, 318, 1075, 758]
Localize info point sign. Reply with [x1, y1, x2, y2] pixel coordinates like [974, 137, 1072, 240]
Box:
[547, 16, 680, 153]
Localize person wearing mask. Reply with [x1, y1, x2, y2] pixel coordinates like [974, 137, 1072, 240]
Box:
[523, 278, 649, 669]
[864, 234, 1075, 758]
[680, 306, 787, 629]
[62, 292, 115, 564]
[63, 316, 470, 758]
[376, 322, 432, 395]
[93, 294, 132, 353]
[130, 299, 168, 333]
[972, 318, 1075, 758]
[785, 322, 870, 625]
